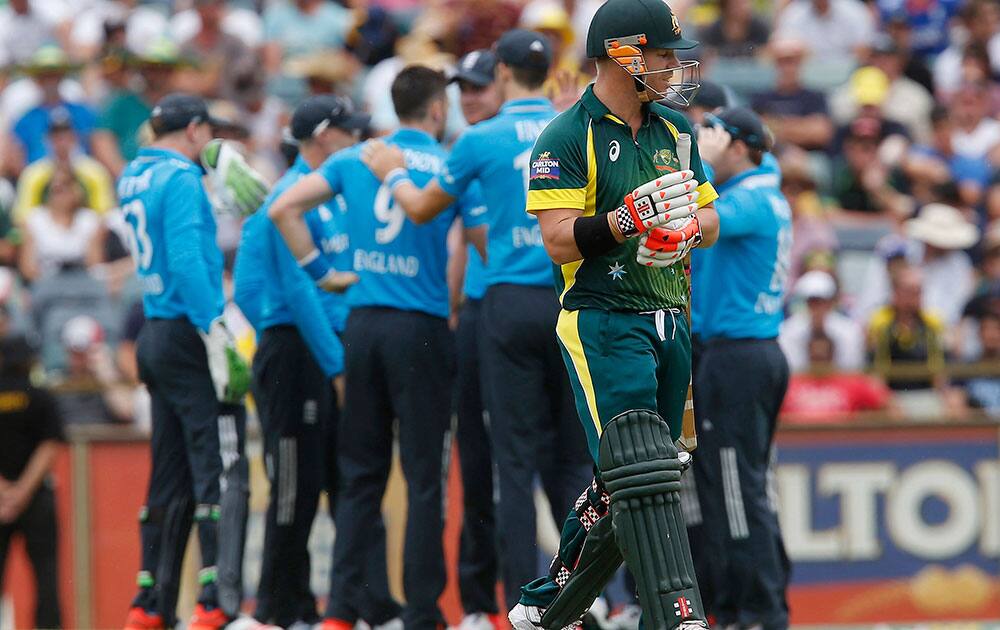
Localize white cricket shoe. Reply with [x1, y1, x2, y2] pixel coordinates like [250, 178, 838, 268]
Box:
[607, 604, 641, 630]
[508, 604, 581, 630]
[457, 613, 495, 630]
[677, 621, 710, 630]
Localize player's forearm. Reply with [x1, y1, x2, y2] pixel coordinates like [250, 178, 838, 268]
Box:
[14, 440, 58, 497]
[391, 178, 452, 225]
[695, 204, 719, 248]
[270, 200, 321, 260]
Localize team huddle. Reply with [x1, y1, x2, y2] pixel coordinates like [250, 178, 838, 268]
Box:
[120, 0, 793, 629]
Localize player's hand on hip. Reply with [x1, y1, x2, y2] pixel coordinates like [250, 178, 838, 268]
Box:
[316, 269, 359, 293]
[612, 169, 699, 238]
[361, 139, 406, 181]
[636, 217, 702, 268]
[200, 318, 251, 404]
[201, 139, 269, 217]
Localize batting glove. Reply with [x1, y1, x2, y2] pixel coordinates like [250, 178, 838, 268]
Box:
[612, 169, 700, 238]
[636, 216, 702, 268]
[201, 139, 269, 217]
[199, 317, 251, 404]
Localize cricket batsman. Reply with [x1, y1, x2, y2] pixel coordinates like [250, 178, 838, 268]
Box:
[507, 0, 721, 628]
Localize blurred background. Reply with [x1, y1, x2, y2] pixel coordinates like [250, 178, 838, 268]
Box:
[0, 0, 997, 628]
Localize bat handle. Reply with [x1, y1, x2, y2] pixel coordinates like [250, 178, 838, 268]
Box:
[677, 132, 692, 172]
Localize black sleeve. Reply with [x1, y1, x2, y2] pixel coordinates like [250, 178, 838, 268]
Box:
[31, 388, 66, 443]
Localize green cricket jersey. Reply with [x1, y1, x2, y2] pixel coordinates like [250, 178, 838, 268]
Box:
[526, 85, 718, 312]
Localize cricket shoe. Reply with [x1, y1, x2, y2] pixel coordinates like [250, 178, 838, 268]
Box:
[676, 621, 710, 630]
[508, 604, 581, 630]
[223, 615, 284, 630]
[124, 607, 164, 630]
[606, 605, 640, 630]
[188, 604, 232, 630]
[453, 612, 497, 630]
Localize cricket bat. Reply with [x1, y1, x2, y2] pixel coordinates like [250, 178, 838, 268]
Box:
[676, 133, 698, 453]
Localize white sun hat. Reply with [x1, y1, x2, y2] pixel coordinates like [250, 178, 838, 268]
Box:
[904, 203, 980, 250]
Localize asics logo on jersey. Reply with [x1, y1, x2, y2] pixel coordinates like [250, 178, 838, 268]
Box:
[609, 140, 620, 162]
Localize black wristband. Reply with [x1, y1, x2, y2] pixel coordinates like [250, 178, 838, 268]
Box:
[574, 213, 620, 258]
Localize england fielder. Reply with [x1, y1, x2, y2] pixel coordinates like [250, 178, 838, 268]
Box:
[233, 95, 369, 629]
[449, 48, 503, 626]
[504, 1, 723, 628]
[688, 107, 792, 630]
[268, 66, 487, 630]
[120, 94, 257, 630]
[361, 30, 592, 611]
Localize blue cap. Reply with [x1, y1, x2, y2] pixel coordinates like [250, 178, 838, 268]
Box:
[495, 29, 552, 71]
[451, 49, 497, 87]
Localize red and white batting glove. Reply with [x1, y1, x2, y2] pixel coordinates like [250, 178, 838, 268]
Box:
[612, 169, 700, 238]
[636, 216, 702, 268]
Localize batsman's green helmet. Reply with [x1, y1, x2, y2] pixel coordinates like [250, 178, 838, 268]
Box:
[585, 0, 698, 58]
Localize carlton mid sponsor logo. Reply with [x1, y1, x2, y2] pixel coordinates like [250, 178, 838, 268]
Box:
[530, 152, 560, 180]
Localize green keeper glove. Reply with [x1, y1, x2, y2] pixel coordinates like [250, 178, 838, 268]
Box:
[201, 139, 269, 217]
[200, 317, 250, 404]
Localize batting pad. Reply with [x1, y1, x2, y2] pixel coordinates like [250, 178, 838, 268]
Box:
[599, 409, 704, 629]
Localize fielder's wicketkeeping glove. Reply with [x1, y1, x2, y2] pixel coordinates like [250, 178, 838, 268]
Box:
[636, 216, 702, 268]
[199, 317, 251, 404]
[612, 169, 700, 238]
[201, 139, 269, 217]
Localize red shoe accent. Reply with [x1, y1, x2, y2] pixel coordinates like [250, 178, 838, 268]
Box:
[320, 619, 354, 630]
[124, 606, 164, 630]
[189, 604, 231, 630]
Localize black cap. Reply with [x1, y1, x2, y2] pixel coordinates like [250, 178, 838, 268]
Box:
[149, 93, 222, 135]
[704, 107, 771, 151]
[495, 29, 552, 71]
[290, 95, 370, 140]
[689, 80, 730, 111]
[451, 49, 497, 87]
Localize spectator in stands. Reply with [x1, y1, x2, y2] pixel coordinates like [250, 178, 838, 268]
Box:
[17, 165, 104, 283]
[773, 0, 875, 61]
[874, 0, 960, 60]
[14, 108, 115, 222]
[903, 105, 992, 208]
[91, 41, 182, 178]
[958, 312, 1000, 417]
[949, 82, 1000, 161]
[868, 265, 948, 392]
[831, 116, 912, 216]
[51, 315, 131, 425]
[698, 0, 771, 58]
[175, 0, 255, 103]
[11, 46, 97, 167]
[831, 58, 931, 143]
[752, 39, 833, 151]
[881, 14, 934, 92]
[932, 0, 1000, 98]
[780, 270, 865, 373]
[780, 148, 838, 281]
[263, 0, 354, 74]
[0, 334, 64, 630]
[0, 0, 67, 67]
[856, 205, 980, 326]
[781, 329, 895, 424]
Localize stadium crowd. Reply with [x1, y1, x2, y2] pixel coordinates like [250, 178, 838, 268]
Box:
[0, 0, 996, 427]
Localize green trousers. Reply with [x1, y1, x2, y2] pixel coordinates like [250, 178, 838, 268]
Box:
[521, 307, 692, 607]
